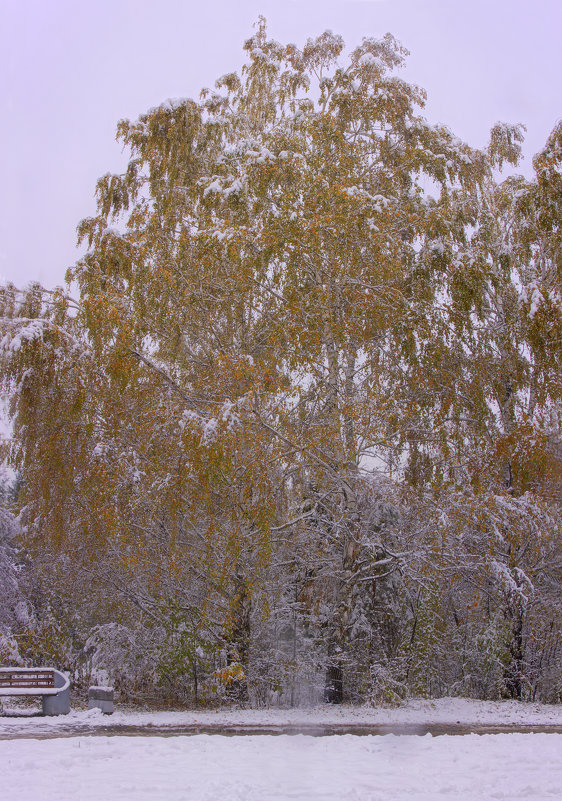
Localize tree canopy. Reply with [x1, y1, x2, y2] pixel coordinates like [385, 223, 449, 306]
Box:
[1, 20, 560, 704]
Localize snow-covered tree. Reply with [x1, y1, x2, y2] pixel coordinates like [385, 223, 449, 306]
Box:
[0, 21, 560, 704]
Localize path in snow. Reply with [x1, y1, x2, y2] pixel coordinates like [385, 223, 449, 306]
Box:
[2, 697, 562, 741]
[1, 720, 562, 740]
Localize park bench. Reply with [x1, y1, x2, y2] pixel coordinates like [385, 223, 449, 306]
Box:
[0, 667, 70, 715]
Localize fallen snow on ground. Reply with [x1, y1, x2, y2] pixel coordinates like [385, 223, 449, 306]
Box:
[1, 696, 561, 731]
[2, 732, 561, 800]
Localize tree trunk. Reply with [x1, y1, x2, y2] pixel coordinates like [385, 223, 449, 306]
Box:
[225, 574, 250, 703]
[503, 602, 524, 700]
[324, 659, 344, 704]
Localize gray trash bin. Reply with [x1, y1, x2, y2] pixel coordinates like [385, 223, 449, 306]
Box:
[88, 686, 114, 714]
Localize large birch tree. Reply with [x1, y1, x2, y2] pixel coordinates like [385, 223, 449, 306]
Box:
[1, 21, 560, 703]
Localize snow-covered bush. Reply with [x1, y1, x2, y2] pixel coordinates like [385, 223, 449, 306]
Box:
[83, 623, 164, 700]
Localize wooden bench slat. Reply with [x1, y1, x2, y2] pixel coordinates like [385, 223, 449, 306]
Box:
[0, 672, 54, 681]
[0, 681, 54, 687]
[0, 675, 54, 680]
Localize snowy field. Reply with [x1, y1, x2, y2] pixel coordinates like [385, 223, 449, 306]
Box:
[1, 701, 561, 799]
[2, 732, 561, 801]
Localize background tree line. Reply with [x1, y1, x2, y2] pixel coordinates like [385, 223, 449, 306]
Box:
[1, 21, 560, 705]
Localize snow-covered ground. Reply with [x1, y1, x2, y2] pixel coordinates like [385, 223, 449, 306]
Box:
[2, 731, 561, 800]
[1, 700, 561, 799]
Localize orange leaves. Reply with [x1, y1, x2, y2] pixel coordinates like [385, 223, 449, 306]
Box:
[492, 420, 561, 500]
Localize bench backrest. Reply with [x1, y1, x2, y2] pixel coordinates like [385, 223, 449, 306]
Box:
[0, 669, 55, 689]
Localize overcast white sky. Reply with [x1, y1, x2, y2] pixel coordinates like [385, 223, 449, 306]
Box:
[2, 0, 561, 289]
